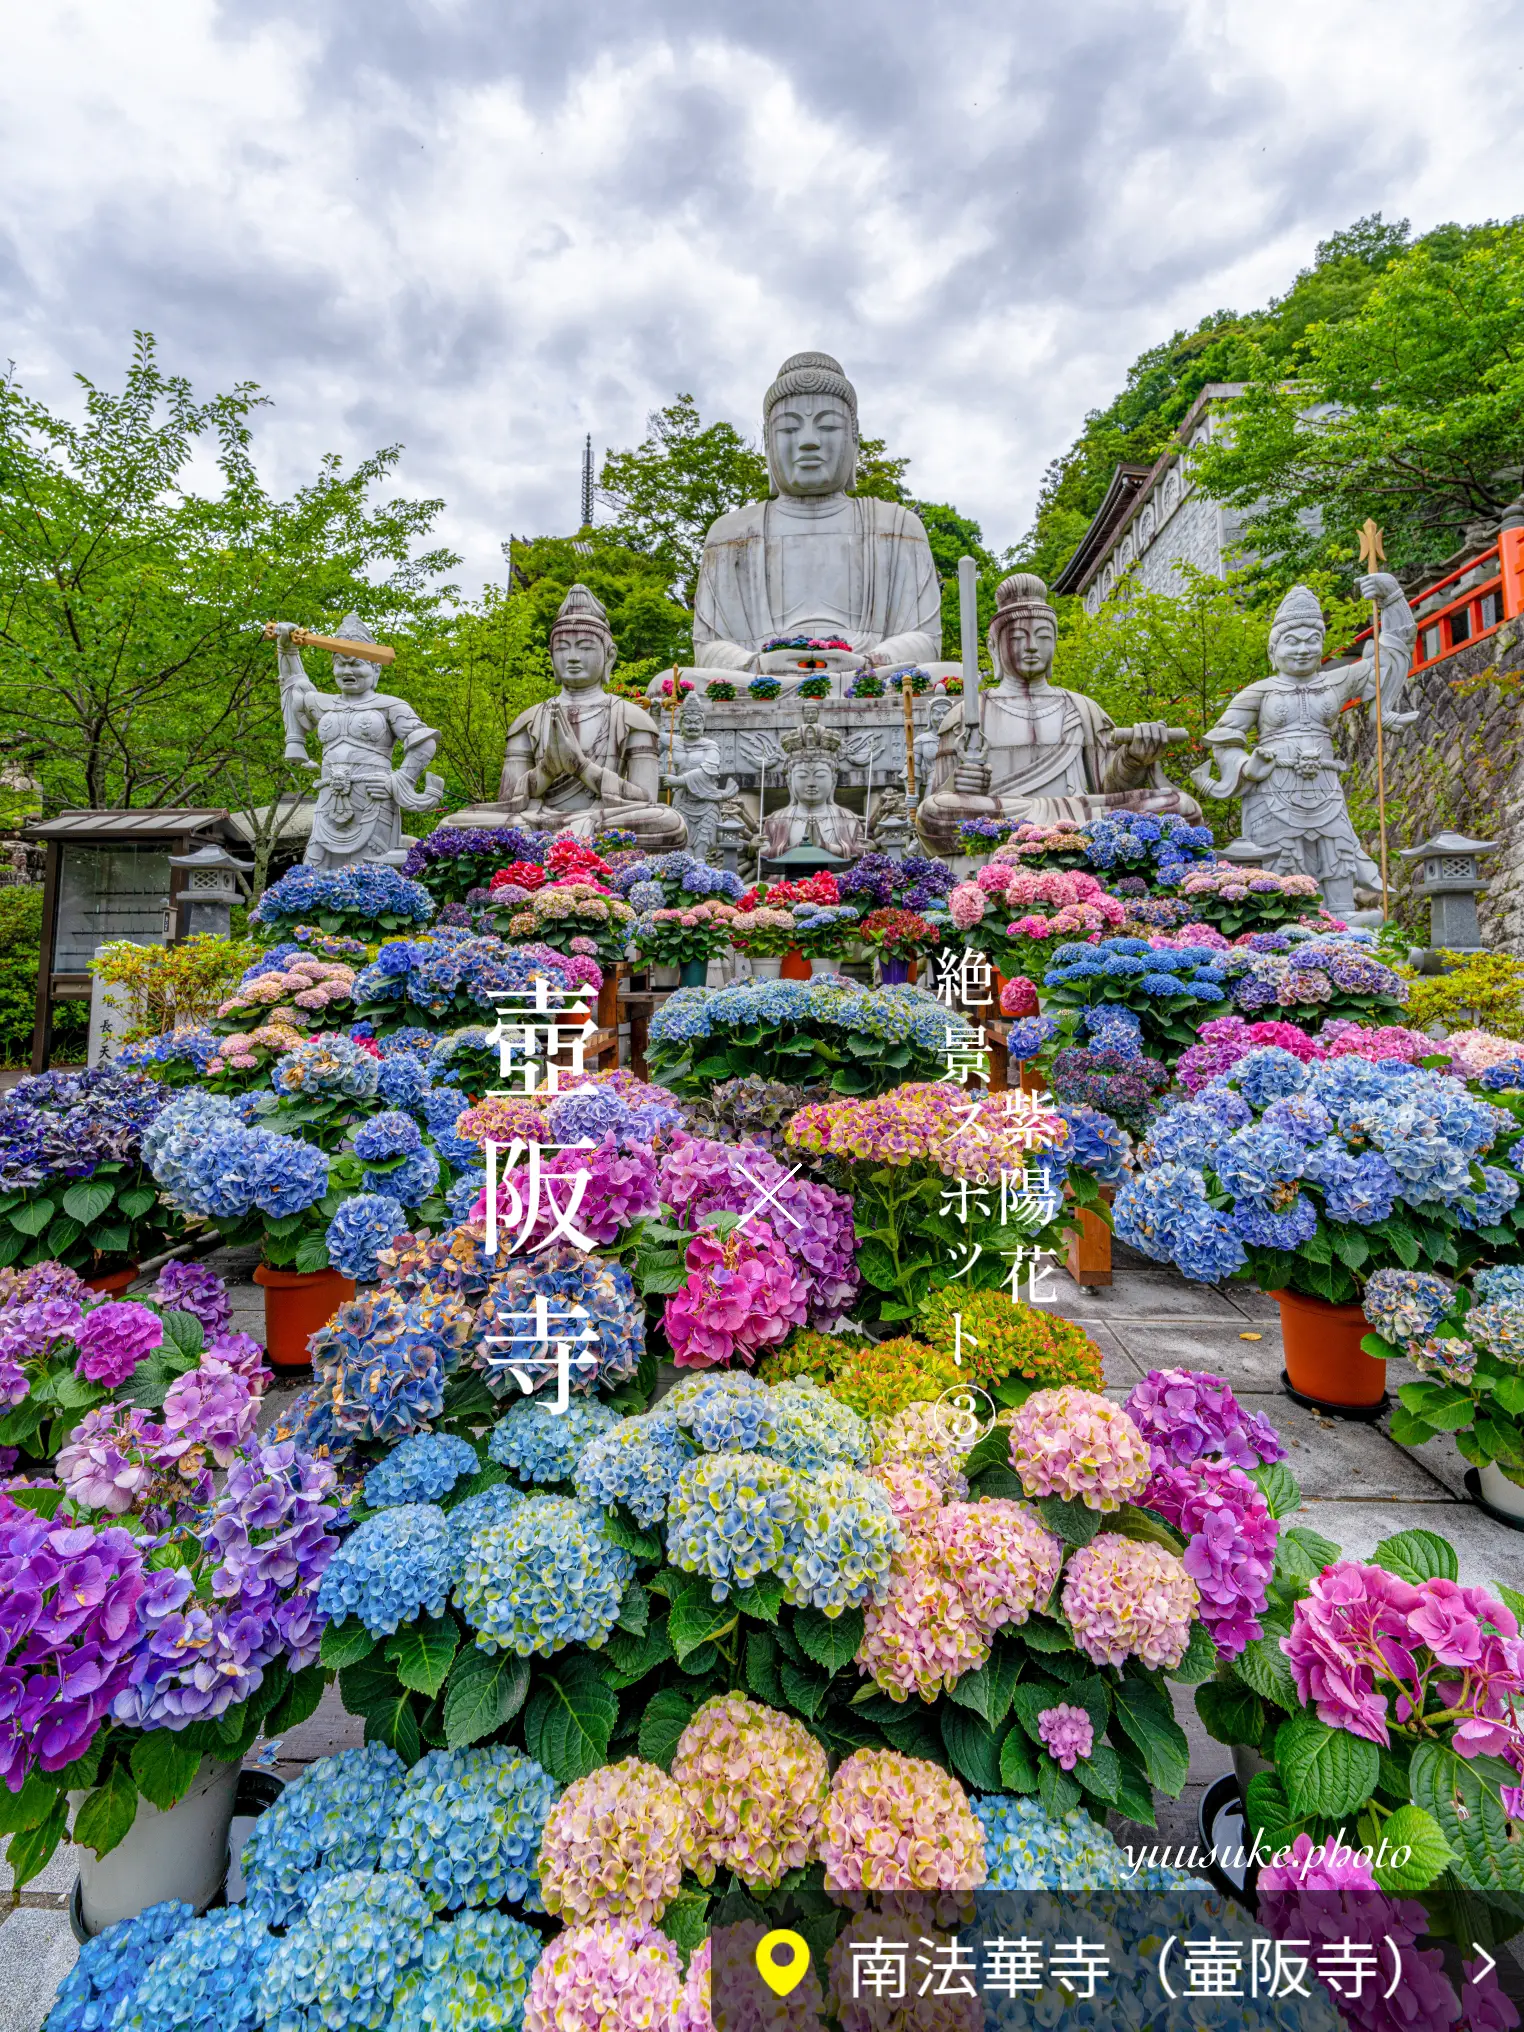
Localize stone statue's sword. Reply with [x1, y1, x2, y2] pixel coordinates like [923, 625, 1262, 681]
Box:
[958, 556, 982, 761]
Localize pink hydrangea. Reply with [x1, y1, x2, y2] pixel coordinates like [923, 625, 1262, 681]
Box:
[1006, 1387, 1151, 1511]
[821, 1749, 985, 1892]
[524, 1919, 685, 2032]
[677, 1930, 827, 2032]
[1443, 1028, 1520, 1076]
[474, 1136, 659, 1248]
[537, 1757, 686, 1925]
[670, 1693, 829, 1889]
[829, 1911, 983, 2032]
[72, 1303, 163, 1388]
[999, 976, 1039, 1018]
[1176, 1015, 1326, 1093]
[54, 1405, 162, 1515]
[856, 1546, 992, 1702]
[872, 1401, 969, 1500]
[664, 1218, 808, 1369]
[1322, 1020, 1449, 1064]
[1061, 1533, 1198, 1669]
[869, 1463, 944, 1520]
[948, 883, 988, 929]
[160, 1367, 259, 1466]
[1037, 1703, 1093, 1770]
[927, 1499, 1064, 1634]
[199, 1331, 271, 1392]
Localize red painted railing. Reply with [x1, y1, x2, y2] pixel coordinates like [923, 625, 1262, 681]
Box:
[1407, 528, 1521, 671]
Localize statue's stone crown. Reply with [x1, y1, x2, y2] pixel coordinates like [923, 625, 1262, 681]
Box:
[337, 611, 377, 644]
[550, 582, 614, 648]
[1270, 585, 1325, 633]
[993, 572, 1054, 617]
[781, 711, 843, 760]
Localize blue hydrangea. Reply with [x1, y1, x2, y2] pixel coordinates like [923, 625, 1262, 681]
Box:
[776, 1463, 901, 1614]
[1058, 1104, 1131, 1185]
[1457, 1164, 1520, 1230]
[666, 1452, 797, 1599]
[973, 1793, 1143, 1890]
[114, 1906, 276, 2032]
[474, 1248, 644, 1399]
[240, 1744, 406, 1931]
[1478, 1060, 1524, 1092]
[389, 1910, 544, 2032]
[150, 1106, 331, 1223]
[760, 1380, 871, 1473]
[326, 1194, 411, 1282]
[316, 1503, 456, 1636]
[354, 1111, 424, 1161]
[453, 1495, 634, 1656]
[271, 1033, 381, 1101]
[1320, 1150, 1400, 1225]
[1474, 1265, 1524, 1306]
[1260, 1093, 1334, 1146]
[1113, 1162, 1248, 1284]
[252, 863, 435, 935]
[573, 1416, 689, 1527]
[258, 1870, 432, 2032]
[1215, 1124, 1306, 1201]
[365, 1433, 481, 1509]
[380, 1746, 560, 1912]
[664, 1371, 778, 1453]
[374, 1146, 442, 1207]
[1082, 1005, 1144, 1058]
[648, 978, 952, 1059]
[446, 1168, 486, 1220]
[1141, 1101, 1239, 1167]
[1006, 1015, 1060, 1061]
[1231, 1194, 1319, 1249]
[117, 1026, 221, 1076]
[1230, 1047, 1310, 1107]
[446, 1482, 527, 1564]
[247, 1131, 332, 1217]
[487, 1398, 622, 1485]
[44, 1900, 196, 2032]
[310, 1289, 463, 1441]
[417, 1088, 479, 1171]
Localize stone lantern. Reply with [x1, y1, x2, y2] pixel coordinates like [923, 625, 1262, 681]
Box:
[1219, 837, 1275, 872]
[168, 841, 252, 938]
[1397, 831, 1495, 954]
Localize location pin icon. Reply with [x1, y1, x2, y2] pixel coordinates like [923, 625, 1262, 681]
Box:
[756, 1929, 811, 1998]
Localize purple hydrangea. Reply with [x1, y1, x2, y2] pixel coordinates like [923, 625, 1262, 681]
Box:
[1124, 1367, 1284, 1471]
[149, 1261, 232, 1337]
[73, 1302, 164, 1388]
[1145, 1456, 1278, 1658]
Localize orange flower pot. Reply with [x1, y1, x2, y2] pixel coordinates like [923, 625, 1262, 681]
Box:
[780, 947, 812, 981]
[253, 1263, 355, 1373]
[1272, 1287, 1387, 1412]
[84, 1265, 139, 1297]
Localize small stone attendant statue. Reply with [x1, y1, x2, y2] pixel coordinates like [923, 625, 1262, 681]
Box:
[1191, 574, 1417, 916]
[915, 573, 1199, 853]
[493, 584, 685, 849]
[660, 696, 738, 861]
[273, 616, 443, 868]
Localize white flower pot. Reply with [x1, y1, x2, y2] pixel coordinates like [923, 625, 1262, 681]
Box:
[749, 956, 784, 980]
[73, 1754, 241, 1935]
[649, 965, 680, 988]
[808, 954, 837, 977]
[1479, 1460, 1524, 1521]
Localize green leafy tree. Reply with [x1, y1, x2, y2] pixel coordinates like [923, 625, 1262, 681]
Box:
[402, 586, 556, 808]
[598, 396, 768, 605]
[0, 334, 458, 824]
[506, 531, 693, 665]
[1193, 222, 1524, 587]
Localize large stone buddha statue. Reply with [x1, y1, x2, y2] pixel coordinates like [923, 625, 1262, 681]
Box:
[685, 352, 943, 677]
[915, 573, 1201, 854]
[448, 584, 685, 848]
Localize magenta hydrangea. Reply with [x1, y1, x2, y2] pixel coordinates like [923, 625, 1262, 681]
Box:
[1144, 1456, 1277, 1658]
[1124, 1366, 1285, 1471]
[72, 1302, 163, 1387]
[474, 1135, 660, 1248]
[664, 1219, 808, 1369]
[1061, 1533, 1198, 1669]
[1036, 1703, 1093, 1771]
[1006, 1387, 1151, 1511]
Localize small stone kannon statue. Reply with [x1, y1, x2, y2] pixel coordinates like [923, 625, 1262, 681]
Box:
[273, 616, 443, 867]
[915, 573, 1199, 854]
[458, 584, 685, 849]
[727, 707, 889, 861]
[659, 695, 738, 861]
[1191, 573, 1417, 917]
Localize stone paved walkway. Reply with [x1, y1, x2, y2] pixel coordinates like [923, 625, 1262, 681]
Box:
[3, 1245, 1520, 2027]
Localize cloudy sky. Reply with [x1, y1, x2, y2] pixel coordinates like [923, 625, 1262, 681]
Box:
[3, 0, 1522, 595]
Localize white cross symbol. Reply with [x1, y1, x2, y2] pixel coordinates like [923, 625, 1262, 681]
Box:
[733, 1160, 806, 1232]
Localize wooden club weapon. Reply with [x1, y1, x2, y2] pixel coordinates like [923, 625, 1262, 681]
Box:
[263, 624, 396, 666]
[1357, 518, 1391, 917]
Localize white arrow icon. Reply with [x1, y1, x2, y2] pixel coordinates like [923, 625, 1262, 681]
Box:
[1470, 1947, 1497, 1985]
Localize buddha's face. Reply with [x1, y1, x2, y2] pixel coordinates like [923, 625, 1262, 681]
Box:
[767, 395, 856, 497]
[994, 610, 1058, 683]
[790, 756, 836, 807]
[1270, 620, 1326, 681]
[552, 628, 612, 693]
[332, 654, 379, 699]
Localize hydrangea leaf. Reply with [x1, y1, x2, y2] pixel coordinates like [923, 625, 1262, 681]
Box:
[1370, 1530, 1459, 1585]
[266, 1663, 326, 1737]
[1033, 1495, 1100, 1546]
[157, 1308, 205, 1360]
[341, 1658, 421, 1764]
[998, 1726, 1038, 1794]
[1111, 1745, 1156, 1828]
[1036, 1755, 1082, 1819]
[523, 1655, 617, 1782]
[733, 1574, 784, 1623]
[667, 1579, 740, 1664]
[1195, 1679, 1266, 1748]
[615, 1583, 649, 1638]
[1410, 1742, 1524, 1893]
[320, 1617, 381, 1671]
[116, 1185, 157, 1219]
[635, 1687, 696, 1771]
[1372, 1804, 1454, 1893]
[1166, 1621, 1219, 1686]
[129, 1732, 205, 1812]
[61, 1181, 115, 1226]
[8, 1199, 55, 1238]
[72, 1759, 138, 1859]
[1273, 1525, 1341, 1585]
[1111, 1503, 1187, 1555]
[385, 1613, 461, 1699]
[792, 1606, 865, 1676]
[663, 1888, 712, 1955]
[946, 1650, 1020, 1730]
[778, 1659, 829, 1720]
[1111, 1672, 1190, 1796]
[1074, 1744, 1121, 1805]
[961, 1425, 1014, 1479]
[442, 1647, 530, 1751]
[939, 1706, 1004, 1791]
[0, 1771, 62, 1837]
[1275, 1713, 1380, 1821]
[603, 1616, 673, 1689]
[4, 1795, 69, 1889]
[1232, 1624, 1299, 1711]
[1249, 1461, 1301, 1520]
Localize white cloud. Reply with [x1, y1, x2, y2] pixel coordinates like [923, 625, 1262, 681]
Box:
[0, 0, 1520, 594]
